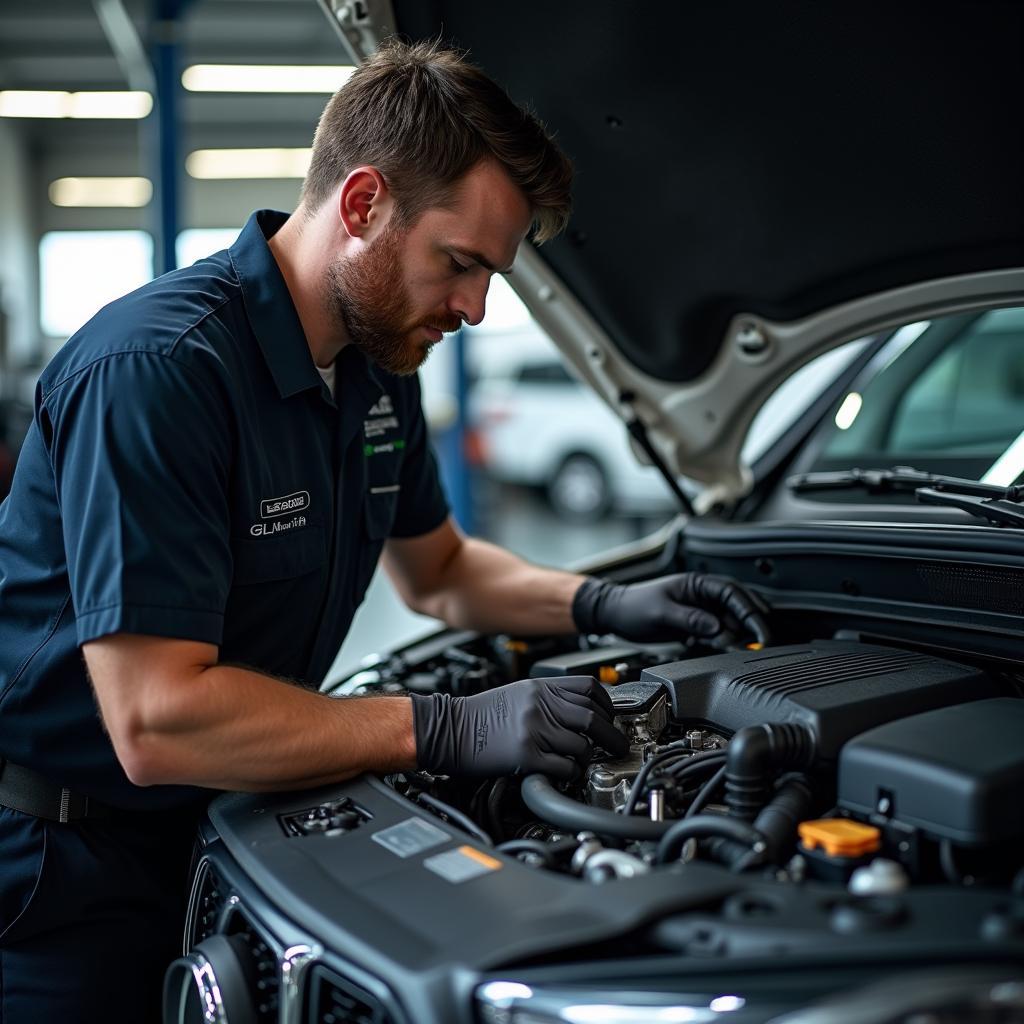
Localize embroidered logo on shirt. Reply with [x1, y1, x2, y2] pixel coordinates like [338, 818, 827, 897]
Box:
[260, 490, 310, 519]
[364, 393, 402, 440]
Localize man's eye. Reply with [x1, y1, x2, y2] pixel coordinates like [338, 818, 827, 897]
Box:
[449, 255, 469, 274]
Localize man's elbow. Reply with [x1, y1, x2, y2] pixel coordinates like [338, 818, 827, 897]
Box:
[108, 718, 170, 787]
[101, 681, 197, 788]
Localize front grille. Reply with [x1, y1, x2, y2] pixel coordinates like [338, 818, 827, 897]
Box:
[306, 965, 395, 1024]
[186, 858, 229, 947]
[223, 906, 280, 1024]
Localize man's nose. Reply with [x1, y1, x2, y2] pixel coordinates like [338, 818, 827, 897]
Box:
[449, 276, 490, 327]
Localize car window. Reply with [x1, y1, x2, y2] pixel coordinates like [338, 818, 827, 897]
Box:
[741, 339, 868, 466]
[806, 306, 1024, 483]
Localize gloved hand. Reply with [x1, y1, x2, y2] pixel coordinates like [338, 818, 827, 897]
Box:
[410, 676, 628, 781]
[572, 572, 770, 647]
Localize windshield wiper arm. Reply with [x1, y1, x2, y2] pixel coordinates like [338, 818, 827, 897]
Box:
[788, 466, 1024, 501]
[915, 487, 1024, 527]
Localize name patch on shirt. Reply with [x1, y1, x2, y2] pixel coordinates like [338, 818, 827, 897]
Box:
[261, 490, 310, 519]
[250, 515, 307, 537]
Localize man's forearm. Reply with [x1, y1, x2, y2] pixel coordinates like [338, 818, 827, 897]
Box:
[411, 536, 585, 634]
[116, 663, 416, 791]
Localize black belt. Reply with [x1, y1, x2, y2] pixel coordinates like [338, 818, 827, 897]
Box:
[0, 759, 115, 822]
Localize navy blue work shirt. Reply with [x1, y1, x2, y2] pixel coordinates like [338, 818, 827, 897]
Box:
[0, 210, 449, 810]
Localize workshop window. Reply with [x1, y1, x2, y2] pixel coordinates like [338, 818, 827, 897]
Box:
[40, 230, 153, 339]
[176, 228, 239, 269]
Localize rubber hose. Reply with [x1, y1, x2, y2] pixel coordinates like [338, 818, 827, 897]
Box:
[725, 722, 816, 821]
[656, 814, 764, 865]
[752, 775, 813, 863]
[520, 774, 673, 840]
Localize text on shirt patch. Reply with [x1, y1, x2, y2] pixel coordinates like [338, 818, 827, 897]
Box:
[260, 490, 310, 518]
[251, 490, 311, 536]
[251, 515, 306, 537]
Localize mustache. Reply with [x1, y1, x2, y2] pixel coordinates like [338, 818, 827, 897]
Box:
[424, 315, 464, 335]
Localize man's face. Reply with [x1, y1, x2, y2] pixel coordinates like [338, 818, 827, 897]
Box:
[325, 159, 533, 376]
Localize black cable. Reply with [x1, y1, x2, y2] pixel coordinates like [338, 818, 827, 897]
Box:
[730, 846, 767, 873]
[415, 792, 493, 846]
[622, 748, 724, 818]
[485, 777, 508, 843]
[655, 814, 764, 864]
[668, 753, 727, 782]
[940, 838, 965, 885]
[496, 837, 578, 867]
[522, 773, 673, 839]
[469, 778, 492, 820]
[684, 765, 726, 819]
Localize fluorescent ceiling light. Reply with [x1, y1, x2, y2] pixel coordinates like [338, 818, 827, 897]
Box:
[186, 148, 312, 179]
[182, 64, 354, 93]
[0, 91, 152, 119]
[49, 177, 153, 208]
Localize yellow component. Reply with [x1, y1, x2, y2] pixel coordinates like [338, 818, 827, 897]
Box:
[504, 640, 528, 653]
[798, 819, 881, 858]
[458, 845, 502, 870]
[598, 665, 621, 684]
[746, 642, 765, 651]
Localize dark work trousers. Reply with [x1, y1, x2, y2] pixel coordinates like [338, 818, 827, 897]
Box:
[0, 805, 199, 1023]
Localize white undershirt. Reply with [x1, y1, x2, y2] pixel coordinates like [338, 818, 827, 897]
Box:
[316, 361, 336, 398]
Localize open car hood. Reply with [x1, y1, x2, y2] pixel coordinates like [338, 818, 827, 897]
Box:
[320, 0, 1024, 504]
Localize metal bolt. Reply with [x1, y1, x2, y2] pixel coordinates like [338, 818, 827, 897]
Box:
[736, 322, 769, 357]
[649, 789, 665, 822]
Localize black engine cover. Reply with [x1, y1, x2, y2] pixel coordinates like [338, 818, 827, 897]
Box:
[641, 641, 996, 758]
[838, 697, 1024, 845]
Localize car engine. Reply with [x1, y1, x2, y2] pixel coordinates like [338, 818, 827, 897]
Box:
[344, 635, 1021, 891]
[167, 623, 1024, 1024]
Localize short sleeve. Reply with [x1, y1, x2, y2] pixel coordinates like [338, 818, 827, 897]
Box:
[388, 374, 450, 538]
[42, 352, 234, 646]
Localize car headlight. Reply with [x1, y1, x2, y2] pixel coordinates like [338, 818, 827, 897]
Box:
[476, 982, 746, 1023]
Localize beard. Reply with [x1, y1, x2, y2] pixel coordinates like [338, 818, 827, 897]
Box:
[323, 222, 461, 377]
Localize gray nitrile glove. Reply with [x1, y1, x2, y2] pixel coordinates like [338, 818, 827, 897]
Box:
[572, 572, 771, 647]
[410, 676, 628, 781]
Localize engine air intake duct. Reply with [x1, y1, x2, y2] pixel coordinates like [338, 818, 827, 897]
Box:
[641, 641, 996, 759]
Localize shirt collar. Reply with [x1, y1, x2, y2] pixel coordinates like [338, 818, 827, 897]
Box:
[228, 210, 323, 400]
[229, 209, 388, 409]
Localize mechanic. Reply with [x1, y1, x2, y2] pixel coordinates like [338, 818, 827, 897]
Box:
[0, 40, 769, 1022]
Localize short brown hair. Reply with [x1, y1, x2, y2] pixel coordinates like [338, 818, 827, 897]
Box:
[300, 39, 572, 243]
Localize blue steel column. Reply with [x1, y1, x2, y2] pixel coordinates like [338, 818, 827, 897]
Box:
[436, 327, 475, 533]
[450, 326, 474, 533]
[147, 0, 189, 276]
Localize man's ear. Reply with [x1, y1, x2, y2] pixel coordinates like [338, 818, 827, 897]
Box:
[337, 167, 393, 239]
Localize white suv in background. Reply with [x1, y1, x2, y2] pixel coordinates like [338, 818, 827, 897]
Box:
[466, 326, 676, 518]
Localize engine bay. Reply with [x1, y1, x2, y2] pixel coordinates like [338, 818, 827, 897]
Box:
[331, 630, 1024, 897]
[179, 512, 1024, 1024]
[181, 619, 1024, 1024]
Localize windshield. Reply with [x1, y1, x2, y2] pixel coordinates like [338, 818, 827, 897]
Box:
[796, 307, 1024, 492]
